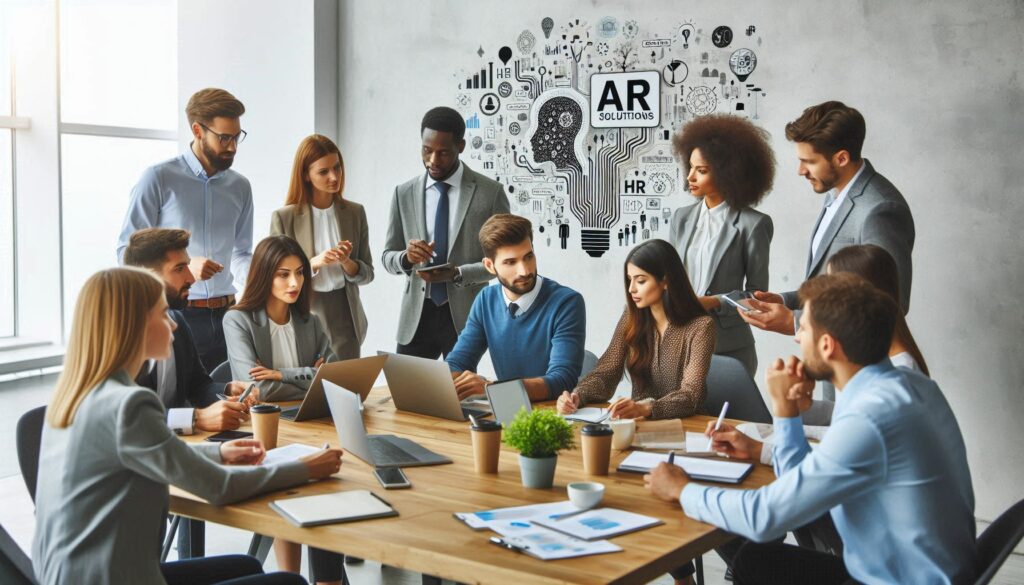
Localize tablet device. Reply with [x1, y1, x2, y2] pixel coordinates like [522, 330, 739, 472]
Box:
[415, 262, 453, 273]
[486, 379, 531, 426]
[722, 291, 757, 313]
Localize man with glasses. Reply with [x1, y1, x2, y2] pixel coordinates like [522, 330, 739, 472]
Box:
[117, 88, 254, 375]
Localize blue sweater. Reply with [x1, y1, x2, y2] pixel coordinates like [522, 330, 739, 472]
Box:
[446, 278, 586, 399]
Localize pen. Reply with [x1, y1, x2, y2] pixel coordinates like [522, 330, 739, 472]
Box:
[667, 451, 676, 466]
[238, 384, 256, 404]
[322, 442, 330, 449]
[707, 401, 730, 450]
[489, 536, 527, 553]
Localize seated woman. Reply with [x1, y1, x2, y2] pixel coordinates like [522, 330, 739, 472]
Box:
[557, 239, 716, 420]
[223, 235, 346, 583]
[33, 267, 340, 585]
[224, 235, 337, 402]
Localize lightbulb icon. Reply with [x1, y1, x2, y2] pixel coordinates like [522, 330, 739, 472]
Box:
[541, 17, 554, 39]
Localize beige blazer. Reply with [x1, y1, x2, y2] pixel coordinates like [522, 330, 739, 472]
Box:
[270, 198, 374, 345]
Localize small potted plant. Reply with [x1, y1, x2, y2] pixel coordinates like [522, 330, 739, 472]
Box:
[503, 407, 575, 488]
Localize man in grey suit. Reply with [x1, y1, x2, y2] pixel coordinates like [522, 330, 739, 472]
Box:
[741, 101, 914, 403]
[382, 106, 510, 358]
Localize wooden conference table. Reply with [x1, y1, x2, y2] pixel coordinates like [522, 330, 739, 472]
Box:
[172, 387, 775, 585]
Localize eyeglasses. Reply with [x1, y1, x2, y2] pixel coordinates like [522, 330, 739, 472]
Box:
[199, 123, 247, 146]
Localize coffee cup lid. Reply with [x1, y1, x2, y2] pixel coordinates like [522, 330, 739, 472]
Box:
[250, 404, 281, 414]
[471, 419, 502, 431]
[581, 423, 613, 436]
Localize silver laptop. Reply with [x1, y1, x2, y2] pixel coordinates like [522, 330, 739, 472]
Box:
[377, 352, 490, 421]
[323, 381, 451, 468]
[280, 355, 387, 421]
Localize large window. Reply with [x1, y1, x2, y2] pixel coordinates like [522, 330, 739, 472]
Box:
[59, 0, 178, 333]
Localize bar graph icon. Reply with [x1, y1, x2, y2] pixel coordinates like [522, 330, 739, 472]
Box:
[466, 113, 480, 129]
[465, 62, 495, 89]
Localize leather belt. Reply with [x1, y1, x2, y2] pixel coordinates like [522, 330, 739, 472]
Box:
[187, 295, 235, 309]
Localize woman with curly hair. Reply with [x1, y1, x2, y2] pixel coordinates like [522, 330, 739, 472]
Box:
[669, 114, 776, 377]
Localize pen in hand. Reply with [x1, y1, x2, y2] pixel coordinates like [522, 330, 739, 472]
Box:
[707, 401, 730, 451]
[667, 451, 676, 466]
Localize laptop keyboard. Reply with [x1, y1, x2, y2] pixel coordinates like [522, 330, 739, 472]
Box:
[279, 406, 300, 421]
[369, 437, 417, 465]
[462, 406, 489, 419]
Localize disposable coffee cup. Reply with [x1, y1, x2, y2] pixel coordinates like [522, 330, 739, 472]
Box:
[581, 423, 614, 476]
[470, 419, 502, 474]
[250, 403, 281, 450]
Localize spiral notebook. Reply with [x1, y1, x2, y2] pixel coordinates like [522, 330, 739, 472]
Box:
[270, 490, 398, 527]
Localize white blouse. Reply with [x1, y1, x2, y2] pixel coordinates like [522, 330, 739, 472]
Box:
[269, 319, 300, 370]
[684, 199, 728, 295]
[311, 205, 347, 293]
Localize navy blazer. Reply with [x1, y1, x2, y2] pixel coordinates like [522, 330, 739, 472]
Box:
[136, 309, 222, 409]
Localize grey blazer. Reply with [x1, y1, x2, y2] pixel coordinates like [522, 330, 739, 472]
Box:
[223, 307, 338, 401]
[382, 164, 510, 345]
[781, 159, 915, 312]
[269, 198, 374, 344]
[32, 372, 308, 585]
[669, 202, 774, 353]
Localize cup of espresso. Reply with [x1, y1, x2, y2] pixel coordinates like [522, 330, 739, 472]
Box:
[609, 418, 637, 450]
[470, 419, 502, 474]
[580, 423, 614, 475]
[250, 403, 281, 450]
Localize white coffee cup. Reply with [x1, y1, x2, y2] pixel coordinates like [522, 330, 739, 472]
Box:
[609, 418, 636, 450]
[567, 481, 605, 510]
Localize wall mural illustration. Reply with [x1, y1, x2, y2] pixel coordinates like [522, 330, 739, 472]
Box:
[452, 16, 768, 257]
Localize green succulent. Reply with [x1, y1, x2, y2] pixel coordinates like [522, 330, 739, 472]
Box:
[502, 407, 575, 459]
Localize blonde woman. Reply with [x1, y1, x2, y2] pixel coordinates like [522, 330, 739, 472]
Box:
[32, 267, 341, 585]
[270, 134, 373, 360]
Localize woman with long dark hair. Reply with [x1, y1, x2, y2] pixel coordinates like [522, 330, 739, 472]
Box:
[223, 235, 346, 584]
[668, 114, 775, 377]
[828, 244, 929, 375]
[557, 239, 716, 420]
[270, 134, 373, 360]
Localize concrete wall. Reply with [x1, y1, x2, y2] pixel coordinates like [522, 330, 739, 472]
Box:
[334, 0, 1024, 521]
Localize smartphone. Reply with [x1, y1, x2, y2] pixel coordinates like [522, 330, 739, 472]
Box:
[722, 291, 758, 313]
[373, 467, 412, 489]
[415, 262, 453, 274]
[204, 430, 254, 443]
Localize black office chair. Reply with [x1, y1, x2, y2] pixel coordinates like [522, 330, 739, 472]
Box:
[0, 523, 36, 585]
[703, 355, 772, 424]
[975, 497, 1024, 585]
[209, 360, 233, 383]
[16, 406, 46, 503]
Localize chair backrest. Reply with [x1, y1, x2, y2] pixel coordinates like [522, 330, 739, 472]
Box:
[0, 523, 37, 585]
[975, 498, 1024, 585]
[16, 406, 46, 503]
[702, 355, 771, 423]
[209, 360, 232, 383]
[579, 350, 599, 381]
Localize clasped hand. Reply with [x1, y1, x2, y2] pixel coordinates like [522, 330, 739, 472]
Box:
[311, 240, 353, 271]
[249, 356, 324, 382]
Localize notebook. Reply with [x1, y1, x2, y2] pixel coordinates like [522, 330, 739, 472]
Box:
[561, 407, 610, 424]
[532, 508, 663, 541]
[617, 451, 754, 484]
[270, 490, 398, 527]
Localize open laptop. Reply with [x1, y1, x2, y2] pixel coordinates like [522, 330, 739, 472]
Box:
[279, 355, 387, 421]
[323, 380, 451, 468]
[377, 352, 490, 421]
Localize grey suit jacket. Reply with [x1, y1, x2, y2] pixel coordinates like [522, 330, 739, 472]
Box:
[781, 160, 915, 312]
[381, 164, 510, 345]
[32, 372, 308, 585]
[669, 201, 774, 353]
[269, 198, 374, 344]
[223, 307, 338, 401]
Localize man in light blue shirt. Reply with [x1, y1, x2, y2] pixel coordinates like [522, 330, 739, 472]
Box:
[646, 273, 975, 585]
[117, 88, 253, 372]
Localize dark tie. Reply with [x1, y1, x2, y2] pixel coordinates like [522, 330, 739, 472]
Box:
[509, 303, 519, 319]
[429, 181, 450, 306]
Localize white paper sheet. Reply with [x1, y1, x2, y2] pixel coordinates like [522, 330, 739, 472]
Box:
[262, 443, 320, 466]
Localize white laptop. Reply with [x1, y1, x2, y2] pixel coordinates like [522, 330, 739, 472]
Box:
[279, 355, 387, 421]
[322, 381, 451, 468]
[377, 352, 490, 421]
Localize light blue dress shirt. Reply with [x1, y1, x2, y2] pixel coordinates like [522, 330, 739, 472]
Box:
[116, 145, 254, 299]
[680, 362, 976, 585]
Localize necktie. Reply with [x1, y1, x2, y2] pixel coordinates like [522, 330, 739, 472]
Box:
[429, 181, 450, 306]
[509, 302, 519, 319]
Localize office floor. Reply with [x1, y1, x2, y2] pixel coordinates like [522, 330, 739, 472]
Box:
[2, 373, 1020, 585]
